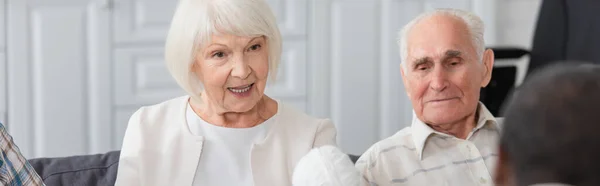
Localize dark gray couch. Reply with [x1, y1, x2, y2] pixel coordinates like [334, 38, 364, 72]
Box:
[28, 151, 120, 186]
[27, 151, 360, 186]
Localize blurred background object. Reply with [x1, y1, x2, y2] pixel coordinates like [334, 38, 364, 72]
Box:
[482, 0, 600, 116]
[0, 0, 544, 158]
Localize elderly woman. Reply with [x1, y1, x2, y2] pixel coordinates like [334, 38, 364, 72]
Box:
[114, 0, 337, 185]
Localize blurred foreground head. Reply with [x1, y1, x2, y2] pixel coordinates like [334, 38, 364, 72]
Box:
[496, 62, 600, 186]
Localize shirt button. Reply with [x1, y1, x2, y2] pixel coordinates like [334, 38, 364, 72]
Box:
[479, 177, 487, 184]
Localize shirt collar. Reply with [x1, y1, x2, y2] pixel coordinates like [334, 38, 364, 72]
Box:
[410, 102, 499, 160]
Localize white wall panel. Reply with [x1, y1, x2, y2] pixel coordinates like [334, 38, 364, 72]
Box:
[7, 0, 33, 157]
[497, 0, 541, 49]
[113, 0, 176, 45]
[266, 0, 307, 37]
[330, 1, 380, 155]
[113, 106, 139, 149]
[113, 47, 184, 106]
[0, 53, 5, 125]
[265, 41, 306, 99]
[378, 0, 420, 139]
[0, 0, 5, 52]
[0, 0, 6, 125]
[472, 0, 498, 45]
[7, 0, 111, 158]
[87, 2, 113, 154]
[307, 0, 332, 119]
[30, 7, 89, 157]
[424, 0, 472, 11]
[0, 0, 4, 124]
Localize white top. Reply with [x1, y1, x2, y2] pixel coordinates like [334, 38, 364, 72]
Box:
[356, 102, 500, 186]
[115, 96, 337, 186]
[186, 103, 273, 186]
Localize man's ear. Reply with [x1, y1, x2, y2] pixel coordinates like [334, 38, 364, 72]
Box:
[494, 146, 514, 186]
[400, 64, 411, 99]
[400, 64, 407, 84]
[481, 49, 495, 87]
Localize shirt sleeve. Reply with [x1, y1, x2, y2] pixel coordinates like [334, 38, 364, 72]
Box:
[355, 144, 380, 186]
[0, 122, 45, 186]
[312, 119, 337, 148]
[114, 108, 144, 186]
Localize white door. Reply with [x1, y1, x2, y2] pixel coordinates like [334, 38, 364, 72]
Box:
[6, 0, 112, 158]
[111, 0, 182, 149]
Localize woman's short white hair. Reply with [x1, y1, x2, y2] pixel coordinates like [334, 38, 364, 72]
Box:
[165, 0, 282, 101]
[398, 9, 485, 70]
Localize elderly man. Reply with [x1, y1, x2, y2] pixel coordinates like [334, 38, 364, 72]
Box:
[495, 63, 600, 186]
[356, 9, 497, 185]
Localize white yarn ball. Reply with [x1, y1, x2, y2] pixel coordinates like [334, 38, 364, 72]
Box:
[292, 145, 361, 186]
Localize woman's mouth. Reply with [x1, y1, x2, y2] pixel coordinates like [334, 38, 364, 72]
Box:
[227, 83, 254, 94]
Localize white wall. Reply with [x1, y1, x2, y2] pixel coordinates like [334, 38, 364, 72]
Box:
[0, 0, 6, 125]
[494, 0, 542, 86]
[496, 0, 543, 49]
[0, 0, 542, 158]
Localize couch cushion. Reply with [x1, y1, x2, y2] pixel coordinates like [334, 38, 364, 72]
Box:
[28, 151, 120, 186]
[26, 150, 360, 185]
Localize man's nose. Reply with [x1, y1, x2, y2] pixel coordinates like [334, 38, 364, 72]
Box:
[429, 68, 449, 92]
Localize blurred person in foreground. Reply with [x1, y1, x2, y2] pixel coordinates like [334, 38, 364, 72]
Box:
[0, 122, 44, 186]
[495, 63, 600, 186]
[356, 9, 499, 185]
[114, 0, 337, 185]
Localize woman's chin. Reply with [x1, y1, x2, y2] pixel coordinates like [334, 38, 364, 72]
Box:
[223, 89, 267, 113]
[226, 99, 261, 113]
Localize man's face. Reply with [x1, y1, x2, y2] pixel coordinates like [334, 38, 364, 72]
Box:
[401, 15, 494, 125]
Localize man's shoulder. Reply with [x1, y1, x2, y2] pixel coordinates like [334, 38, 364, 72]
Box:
[358, 127, 417, 162]
[374, 127, 414, 149]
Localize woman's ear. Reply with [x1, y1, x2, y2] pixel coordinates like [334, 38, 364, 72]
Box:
[481, 49, 495, 88]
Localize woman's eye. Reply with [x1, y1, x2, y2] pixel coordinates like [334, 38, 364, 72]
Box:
[248, 44, 261, 51]
[212, 52, 225, 58]
[450, 62, 459, 66]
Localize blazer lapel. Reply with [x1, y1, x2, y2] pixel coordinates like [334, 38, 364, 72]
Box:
[163, 96, 204, 186]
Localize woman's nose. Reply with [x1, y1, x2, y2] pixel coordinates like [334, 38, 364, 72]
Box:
[231, 57, 251, 79]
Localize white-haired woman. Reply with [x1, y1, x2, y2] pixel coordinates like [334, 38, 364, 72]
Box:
[114, 0, 337, 185]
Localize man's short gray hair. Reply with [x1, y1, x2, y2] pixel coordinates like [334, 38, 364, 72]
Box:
[398, 9, 485, 69]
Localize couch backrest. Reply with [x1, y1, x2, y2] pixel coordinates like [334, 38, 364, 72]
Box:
[28, 151, 120, 186]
